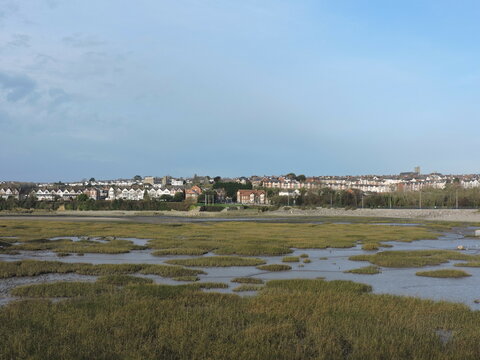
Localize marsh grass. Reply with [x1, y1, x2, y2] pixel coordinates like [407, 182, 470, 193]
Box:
[231, 277, 263, 284]
[282, 256, 300, 263]
[11, 282, 116, 297]
[0, 219, 440, 256]
[362, 243, 379, 251]
[416, 269, 471, 278]
[0, 260, 204, 278]
[8, 238, 145, 254]
[166, 256, 265, 267]
[299, 253, 309, 258]
[97, 275, 154, 285]
[256, 264, 292, 271]
[152, 248, 208, 256]
[350, 250, 480, 268]
[172, 276, 199, 282]
[345, 265, 381, 275]
[233, 284, 263, 292]
[455, 262, 480, 267]
[303, 258, 311, 264]
[3, 278, 480, 359]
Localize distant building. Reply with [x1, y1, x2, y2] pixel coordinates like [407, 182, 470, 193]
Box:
[237, 190, 266, 205]
[185, 185, 202, 202]
[143, 176, 155, 185]
[0, 188, 20, 200]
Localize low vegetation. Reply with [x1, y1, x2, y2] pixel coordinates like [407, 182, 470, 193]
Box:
[0, 260, 205, 279]
[303, 258, 311, 263]
[350, 250, 480, 268]
[152, 248, 208, 256]
[172, 276, 199, 282]
[233, 284, 263, 292]
[96, 275, 154, 285]
[3, 275, 480, 358]
[416, 269, 471, 278]
[11, 282, 116, 298]
[362, 243, 379, 251]
[231, 277, 264, 284]
[345, 265, 381, 275]
[0, 219, 440, 256]
[165, 256, 265, 267]
[282, 256, 300, 263]
[256, 264, 292, 271]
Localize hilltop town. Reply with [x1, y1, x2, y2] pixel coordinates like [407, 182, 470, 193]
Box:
[1, 170, 480, 208]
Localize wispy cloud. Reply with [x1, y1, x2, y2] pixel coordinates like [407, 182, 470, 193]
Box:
[0, 71, 36, 102]
[62, 33, 107, 48]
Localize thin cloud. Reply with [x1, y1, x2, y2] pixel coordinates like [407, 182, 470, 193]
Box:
[62, 33, 107, 48]
[0, 71, 36, 102]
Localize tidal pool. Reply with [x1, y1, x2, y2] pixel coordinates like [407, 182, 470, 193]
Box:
[2, 229, 480, 309]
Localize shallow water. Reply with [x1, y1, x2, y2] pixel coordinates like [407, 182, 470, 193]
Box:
[2, 228, 480, 309]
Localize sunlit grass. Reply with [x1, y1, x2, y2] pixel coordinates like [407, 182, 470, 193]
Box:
[152, 248, 208, 256]
[416, 269, 471, 278]
[165, 256, 265, 267]
[345, 265, 381, 275]
[282, 256, 299, 263]
[0, 260, 204, 278]
[256, 264, 291, 271]
[350, 250, 479, 268]
[0, 219, 441, 256]
[3, 278, 480, 358]
[233, 284, 263, 292]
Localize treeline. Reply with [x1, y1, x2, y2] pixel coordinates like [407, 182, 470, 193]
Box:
[0, 198, 191, 212]
[269, 187, 480, 209]
[212, 181, 252, 202]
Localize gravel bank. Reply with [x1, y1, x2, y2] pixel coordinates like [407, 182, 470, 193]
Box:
[267, 208, 480, 223]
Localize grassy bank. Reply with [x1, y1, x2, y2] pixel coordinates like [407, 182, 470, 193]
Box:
[2, 278, 480, 359]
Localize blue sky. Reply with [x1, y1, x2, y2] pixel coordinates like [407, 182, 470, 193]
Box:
[1, 0, 479, 182]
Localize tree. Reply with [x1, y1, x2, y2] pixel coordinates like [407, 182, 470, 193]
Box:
[173, 192, 185, 202]
[296, 174, 306, 182]
[214, 176, 222, 183]
[133, 175, 142, 181]
[76, 194, 89, 202]
[89, 178, 96, 182]
[160, 194, 173, 202]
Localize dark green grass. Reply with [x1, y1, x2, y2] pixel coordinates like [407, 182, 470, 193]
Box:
[172, 276, 199, 282]
[231, 277, 264, 284]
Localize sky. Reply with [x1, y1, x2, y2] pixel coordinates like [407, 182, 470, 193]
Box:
[1, 0, 480, 182]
